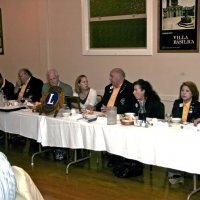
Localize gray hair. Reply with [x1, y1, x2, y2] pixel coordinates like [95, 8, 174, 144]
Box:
[47, 69, 59, 77]
[18, 68, 32, 77]
[111, 68, 125, 78]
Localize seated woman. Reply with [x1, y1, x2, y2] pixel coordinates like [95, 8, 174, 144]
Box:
[169, 81, 200, 184]
[132, 79, 165, 119]
[172, 81, 200, 123]
[109, 79, 165, 171]
[74, 75, 97, 111]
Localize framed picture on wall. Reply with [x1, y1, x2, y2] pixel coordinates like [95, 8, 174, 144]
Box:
[81, 0, 153, 55]
[0, 9, 4, 54]
[158, 0, 199, 52]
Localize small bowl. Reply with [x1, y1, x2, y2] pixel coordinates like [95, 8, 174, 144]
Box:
[9, 100, 19, 106]
[120, 118, 134, 126]
[171, 118, 181, 123]
[124, 113, 135, 120]
[62, 112, 71, 117]
[125, 112, 135, 117]
[84, 114, 97, 119]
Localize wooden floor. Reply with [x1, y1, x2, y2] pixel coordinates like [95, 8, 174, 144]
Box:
[0, 138, 200, 200]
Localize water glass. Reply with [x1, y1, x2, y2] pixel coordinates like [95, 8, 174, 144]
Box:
[107, 106, 117, 125]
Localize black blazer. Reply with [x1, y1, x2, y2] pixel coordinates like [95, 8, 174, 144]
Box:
[96, 79, 136, 114]
[133, 99, 165, 119]
[2, 79, 15, 100]
[14, 76, 43, 102]
[172, 99, 200, 122]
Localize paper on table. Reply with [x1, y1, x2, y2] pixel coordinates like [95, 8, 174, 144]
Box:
[67, 114, 82, 121]
[96, 117, 107, 125]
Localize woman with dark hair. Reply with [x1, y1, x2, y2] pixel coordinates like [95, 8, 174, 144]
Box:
[172, 81, 200, 123]
[74, 75, 97, 110]
[132, 79, 165, 119]
[111, 80, 164, 175]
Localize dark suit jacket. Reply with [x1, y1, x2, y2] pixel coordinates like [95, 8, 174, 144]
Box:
[1, 79, 14, 100]
[96, 79, 136, 114]
[172, 99, 200, 122]
[132, 98, 165, 119]
[14, 76, 43, 102]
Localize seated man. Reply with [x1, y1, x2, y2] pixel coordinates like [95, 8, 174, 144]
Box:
[0, 152, 44, 200]
[42, 68, 73, 97]
[12, 166, 44, 200]
[42, 69, 73, 160]
[96, 68, 136, 114]
[0, 152, 16, 200]
[0, 73, 14, 100]
[96, 68, 136, 167]
[14, 68, 43, 102]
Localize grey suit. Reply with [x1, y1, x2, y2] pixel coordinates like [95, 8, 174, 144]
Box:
[42, 81, 73, 97]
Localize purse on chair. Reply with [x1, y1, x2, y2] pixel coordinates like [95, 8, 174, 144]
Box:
[113, 159, 144, 178]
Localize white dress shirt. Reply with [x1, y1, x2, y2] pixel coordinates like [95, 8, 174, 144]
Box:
[0, 152, 16, 200]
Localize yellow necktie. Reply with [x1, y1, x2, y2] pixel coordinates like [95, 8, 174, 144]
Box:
[181, 102, 191, 122]
[18, 78, 30, 98]
[107, 87, 120, 107]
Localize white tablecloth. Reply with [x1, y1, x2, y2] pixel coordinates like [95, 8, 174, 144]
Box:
[1, 109, 200, 175]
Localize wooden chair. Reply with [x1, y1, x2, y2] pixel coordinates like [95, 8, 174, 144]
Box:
[96, 94, 102, 104]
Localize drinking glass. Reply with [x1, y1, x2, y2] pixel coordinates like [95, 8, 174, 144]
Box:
[165, 113, 171, 123]
[107, 106, 117, 125]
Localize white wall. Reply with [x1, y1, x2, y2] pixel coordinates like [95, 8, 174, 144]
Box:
[1, 0, 200, 113]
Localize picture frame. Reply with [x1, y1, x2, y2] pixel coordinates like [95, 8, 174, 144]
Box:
[158, 0, 199, 53]
[81, 0, 153, 55]
[0, 9, 4, 54]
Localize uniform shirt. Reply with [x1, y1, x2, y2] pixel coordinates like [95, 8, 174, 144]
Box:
[0, 152, 16, 200]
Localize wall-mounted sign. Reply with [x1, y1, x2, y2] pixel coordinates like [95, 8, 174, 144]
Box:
[0, 9, 4, 54]
[158, 0, 199, 52]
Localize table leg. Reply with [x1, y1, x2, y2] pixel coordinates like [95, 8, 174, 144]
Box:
[187, 174, 200, 200]
[23, 139, 31, 154]
[96, 151, 106, 169]
[66, 149, 91, 174]
[5, 132, 8, 150]
[31, 144, 51, 166]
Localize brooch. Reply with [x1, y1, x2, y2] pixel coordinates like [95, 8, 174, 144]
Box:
[120, 98, 125, 105]
[179, 103, 183, 107]
[189, 106, 193, 113]
[135, 103, 138, 108]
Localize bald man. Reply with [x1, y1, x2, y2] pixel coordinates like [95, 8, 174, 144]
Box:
[14, 68, 43, 102]
[96, 68, 136, 114]
[42, 69, 73, 97]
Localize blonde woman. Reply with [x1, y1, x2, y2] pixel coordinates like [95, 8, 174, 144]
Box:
[75, 75, 97, 111]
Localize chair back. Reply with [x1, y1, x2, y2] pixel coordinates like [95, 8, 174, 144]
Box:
[97, 94, 102, 103]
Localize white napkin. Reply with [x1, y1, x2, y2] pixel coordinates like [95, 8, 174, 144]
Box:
[96, 117, 107, 125]
[67, 114, 83, 121]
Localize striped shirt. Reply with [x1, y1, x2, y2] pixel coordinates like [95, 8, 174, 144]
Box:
[0, 152, 16, 200]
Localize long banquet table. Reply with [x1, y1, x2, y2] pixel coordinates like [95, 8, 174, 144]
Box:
[0, 108, 200, 199]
